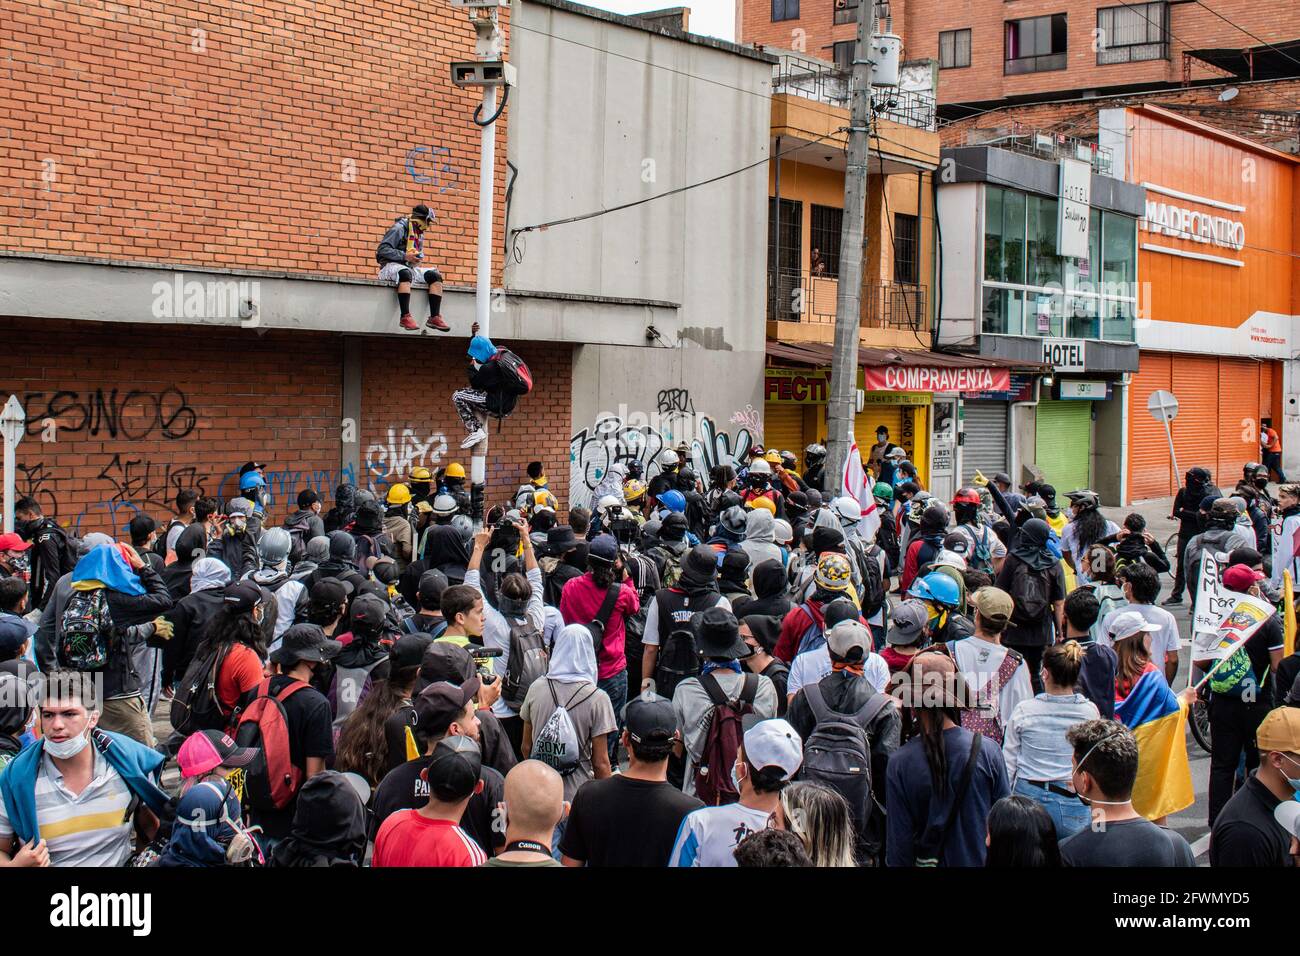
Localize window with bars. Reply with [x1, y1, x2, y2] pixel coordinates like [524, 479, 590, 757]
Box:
[768, 197, 803, 319]
[832, 40, 854, 72]
[893, 213, 919, 284]
[771, 0, 799, 23]
[939, 28, 971, 69]
[1004, 14, 1067, 74]
[833, 0, 859, 26]
[1097, 3, 1168, 64]
[810, 204, 843, 279]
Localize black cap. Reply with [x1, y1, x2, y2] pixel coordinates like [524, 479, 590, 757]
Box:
[222, 580, 263, 615]
[811, 525, 845, 554]
[417, 642, 475, 692]
[425, 735, 481, 802]
[239, 461, 267, 475]
[991, 472, 1012, 486]
[417, 569, 449, 609]
[696, 606, 747, 659]
[389, 633, 434, 670]
[623, 693, 677, 743]
[350, 593, 388, 628]
[414, 678, 482, 739]
[297, 489, 320, 510]
[128, 514, 157, 542]
[310, 578, 352, 607]
[371, 557, 400, 586]
[682, 544, 718, 579]
[660, 513, 688, 541]
[270, 624, 343, 667]
[823, 597, 860, 630]
[540, 525, 580, 556]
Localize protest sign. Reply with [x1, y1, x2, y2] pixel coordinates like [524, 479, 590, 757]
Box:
[1191, 591, 1276, 683]
[1191, 551, 1235, 636]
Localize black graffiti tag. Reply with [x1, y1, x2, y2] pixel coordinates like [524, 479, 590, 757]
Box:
[22, 386, 197, 440]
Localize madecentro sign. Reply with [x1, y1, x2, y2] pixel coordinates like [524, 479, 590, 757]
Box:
[1142, 199, 1245, 251]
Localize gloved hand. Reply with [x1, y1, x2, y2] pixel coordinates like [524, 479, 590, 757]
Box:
[972, 470, 989, 488]
[152, 616, 174, 641]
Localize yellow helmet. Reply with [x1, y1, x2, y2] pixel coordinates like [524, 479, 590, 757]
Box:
[746, 496, 776, 514]
[764, 450, 782, 464]
[534, 489, 559, 512]
[409, 466, 432, 482]
[623, 478, 647, 503]
[386, 484, 412, 505]
[445, 462, 467, 480]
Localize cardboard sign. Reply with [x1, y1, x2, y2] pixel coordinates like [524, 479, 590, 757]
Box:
[1191, 592, 1276, 662]
[1192, 551, 1235, 637]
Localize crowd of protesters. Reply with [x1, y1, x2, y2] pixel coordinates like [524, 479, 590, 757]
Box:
[1, 438, 1298, 869]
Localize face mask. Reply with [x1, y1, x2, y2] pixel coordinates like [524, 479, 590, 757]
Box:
[731, 759, 745, 794]
[1280, 754, 1300, 792]
[877, 434, 887, 443]
[45, 727, 91, 759]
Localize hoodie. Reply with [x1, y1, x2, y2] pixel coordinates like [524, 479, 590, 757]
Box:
[270, 771, 367, 867]
[323, 485, 357, 535]
[163, 524, 210, 600]
[156, 780, 243, 867]
[0, 729, 171, 847]
[162, 558, 231, 686]
[740, 508, 785, 570]
[732, 558, 792, 619]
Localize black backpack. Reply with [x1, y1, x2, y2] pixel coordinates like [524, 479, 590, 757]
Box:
[494, 349, 533, 396]
[170, 641, 234, 735]
[283, 514, 313, 564]
[503, 616, 548, 711]
[1008, 561, 1052, 625]
[852, 539, 887, 619]
[799, 681, 893, 854]
[153, 519, 184, 561]
[655, 623, 701, 702]
[875, 517, 900, 574]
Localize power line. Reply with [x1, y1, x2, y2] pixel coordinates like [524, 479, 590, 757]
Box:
[1190, 0, 1300, 73]
[510, 127, 847, 237]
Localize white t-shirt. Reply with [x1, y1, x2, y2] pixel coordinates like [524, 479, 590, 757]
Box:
[948, 636, 1033, 728]
[788, 645, 890, 697]
[1098, 602, 1182, 660]
[669, 802, 774, 867]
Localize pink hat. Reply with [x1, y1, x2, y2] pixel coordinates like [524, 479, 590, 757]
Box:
[177, 730, 258, 779]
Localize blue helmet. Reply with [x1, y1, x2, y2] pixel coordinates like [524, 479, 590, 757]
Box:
[658, 490, 686, 514]
[239, 471, 266, 491]
[908, 572, 961, 609]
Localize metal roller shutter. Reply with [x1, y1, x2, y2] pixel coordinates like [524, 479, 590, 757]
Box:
[856, 405, 904, 453]
[960, 401, 1008, 485]
[1171, 356, 1221, 487]
[762, 403, 806, 466]
[1128, 353, 1175, 500]
[1035, 399, 1092, 493]
[1259, 360, 1276, 422]
[1218, 357, 1260, 483]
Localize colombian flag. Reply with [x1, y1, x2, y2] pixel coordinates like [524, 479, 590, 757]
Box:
[1115, 666, 1194, 821]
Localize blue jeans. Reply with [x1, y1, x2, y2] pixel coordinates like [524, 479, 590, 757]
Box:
[597, 669, 627, 765]
[1014, 777, 1090, 840]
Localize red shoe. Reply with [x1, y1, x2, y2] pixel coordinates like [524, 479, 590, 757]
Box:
[399, 313, 418, 331]
[426, 314, 450, 332]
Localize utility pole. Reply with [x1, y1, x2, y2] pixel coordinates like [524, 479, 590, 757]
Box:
[825, 0, 876, 491]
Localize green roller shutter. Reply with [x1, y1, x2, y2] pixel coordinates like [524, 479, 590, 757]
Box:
[1034, 399, 1092, 493]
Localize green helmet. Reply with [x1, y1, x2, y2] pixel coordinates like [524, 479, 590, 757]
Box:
[873, 481, 894, 503]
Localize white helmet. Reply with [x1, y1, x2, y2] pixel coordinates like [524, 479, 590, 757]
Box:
[772, 518, 794, 545]
[831, 495, 862, 523]
[657, 449, 679, 468]
[432, 493, 458, 516]
[748, 458, 771, 475]
[597, 494, 623, 514]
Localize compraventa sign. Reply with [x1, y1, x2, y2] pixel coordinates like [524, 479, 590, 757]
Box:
[863, 366, 1010, 393]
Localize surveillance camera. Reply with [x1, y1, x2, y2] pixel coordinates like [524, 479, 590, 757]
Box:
[450, 60, 516, 88]
[449, 0, 508, 8]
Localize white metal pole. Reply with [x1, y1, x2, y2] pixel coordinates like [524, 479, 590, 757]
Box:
[1163, 416, 1180, 496]
[470, 80, 498, 525]
[2, 437, 13, 534]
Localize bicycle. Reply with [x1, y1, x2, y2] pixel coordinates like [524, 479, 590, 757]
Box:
[1187, 664, 1212, 755]
[1163, 530, 1180, 584]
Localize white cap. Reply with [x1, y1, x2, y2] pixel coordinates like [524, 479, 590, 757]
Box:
[1107, 610, 1161, 642]
[741, 718, 803, 781]
[1274, 801, 1300, 839]
[930, 548, 967, 571]
[886, 446, 907, 458]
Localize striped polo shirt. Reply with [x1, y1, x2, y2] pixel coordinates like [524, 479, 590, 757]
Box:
[0, 747, 134, 867]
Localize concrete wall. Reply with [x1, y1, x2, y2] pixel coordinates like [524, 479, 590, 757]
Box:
[935, 182, 981, 347]
[508, 0, 772, 506]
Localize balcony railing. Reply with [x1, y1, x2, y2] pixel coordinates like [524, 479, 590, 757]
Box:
[952, 123, 1114, 176]
[772, 54, 937, 132]
[767, 270, 927, 331]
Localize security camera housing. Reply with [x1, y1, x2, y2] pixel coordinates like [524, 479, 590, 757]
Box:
[450, 60, 517, 88]
[449, 0, 508, 8]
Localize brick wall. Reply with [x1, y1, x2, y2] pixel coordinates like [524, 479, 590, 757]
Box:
[0, 318, 344, 537]
[0, 0, 508, 283]
[0, 319, 572, 536]
[358, 337, 573, 512]
[738, 0, 1299, 107]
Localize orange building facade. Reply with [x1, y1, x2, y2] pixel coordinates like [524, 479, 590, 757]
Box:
[1103, 106, 1300, 501]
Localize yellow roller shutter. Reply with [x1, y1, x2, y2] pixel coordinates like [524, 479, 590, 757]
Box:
[762, 403, 807, 465]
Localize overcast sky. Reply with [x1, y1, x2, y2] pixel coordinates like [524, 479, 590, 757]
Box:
[581, 0, 737, 42]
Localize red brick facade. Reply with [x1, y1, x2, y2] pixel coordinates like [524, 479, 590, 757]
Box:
[0, 0, 508, 283]
[0, 319, 571, 536]
[738, 0, 1298, 107]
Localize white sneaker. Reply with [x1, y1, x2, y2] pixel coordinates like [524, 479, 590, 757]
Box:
[460, 428, 487, 449]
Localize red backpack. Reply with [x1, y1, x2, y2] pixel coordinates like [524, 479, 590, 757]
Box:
[494, 347, 533, 396]
[234, 678, 309, 811]
[693, 671, 760, 806]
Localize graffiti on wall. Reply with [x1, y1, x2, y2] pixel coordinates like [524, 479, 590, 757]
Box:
[568, 410, 756, 509]
[363, 426, 449, 493]
[22, 387, 197, 440]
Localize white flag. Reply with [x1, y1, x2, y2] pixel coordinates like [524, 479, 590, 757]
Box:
[842, 434, 882, 542]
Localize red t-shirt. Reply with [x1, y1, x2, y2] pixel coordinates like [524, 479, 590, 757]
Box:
[216, 643, 266, 713]
[372, 810, 488, 867]
[881, 645, 919, 674]
[558, 574, 640, 681]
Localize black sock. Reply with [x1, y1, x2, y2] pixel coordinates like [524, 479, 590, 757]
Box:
[427, 292, 442, 317]
[397, 291, 410, 315]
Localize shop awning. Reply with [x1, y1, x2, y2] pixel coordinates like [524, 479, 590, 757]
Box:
[766, 341, 1046, 394]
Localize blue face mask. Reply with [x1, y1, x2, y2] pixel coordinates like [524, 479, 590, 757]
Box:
[1281, 754, 1300, 792]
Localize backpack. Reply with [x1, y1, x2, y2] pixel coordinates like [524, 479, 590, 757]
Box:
[694, 670, 760, 806]
[530, 679, 598, 777]
[949, 642, 1022, 745]
[153, 518, 184, 561]
[234, 678, 310, 811]
[875, 516, 900, 574]
[1085, 584, 1126, 645]
[854, 540, 887, 618]
[799, 681, 893, 849]
[42, 522, 80, 578]
[794, 603, 826, 657]
[402, 614, 448, 639]
[967, 525, 995, 575]
[283, 514, 314, 564]
[1008, 562, 1052, 625]
[494, 348, 533, 397]
[655, 625, 701, 702]
[58, 587, 114, 671]
[503, 616, 549, 711]
[170, 641, 234, 735]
